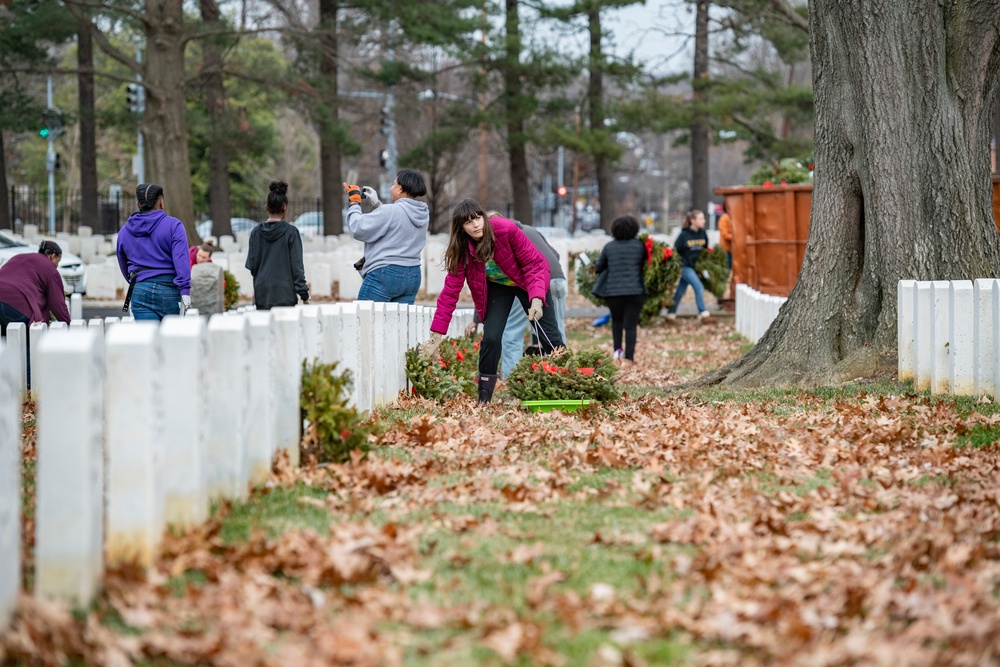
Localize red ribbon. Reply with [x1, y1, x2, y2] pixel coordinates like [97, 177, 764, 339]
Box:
[645, 236, 654, 265]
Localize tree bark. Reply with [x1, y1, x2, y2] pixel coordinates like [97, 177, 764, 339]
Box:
[504, 0, 532, 224]
[703, 0, 1000, 388]
[144, 0, 199, 245]
[77, 22, 99, 232]
[588, 3, 614, 232]
[318, 0, 343, 236]
[198, 0, 232, 239]
[690, 0, 710, 213]
[0, 132, 9, 231]
[994, 90, 1000, 173]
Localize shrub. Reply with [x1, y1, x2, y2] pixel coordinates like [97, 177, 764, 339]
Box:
[506, 348, 619, 402]
[223, 270, 239, 311]
[300, 359, 371, 464]
[575, 234, 681, 324]
[695, 245, 729, 299]
[748, 157, 813, 186]
[404, 335, 480, 402]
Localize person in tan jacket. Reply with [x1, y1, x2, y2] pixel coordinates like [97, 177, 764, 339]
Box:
[717, 203, 733, 269]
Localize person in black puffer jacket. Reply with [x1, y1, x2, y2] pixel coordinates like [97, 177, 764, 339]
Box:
[667, 209, 709, 321]
[593, 215, 646, 364]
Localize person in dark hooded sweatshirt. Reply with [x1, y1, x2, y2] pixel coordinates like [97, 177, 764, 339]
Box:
[245, 180, 309, 310]
[116, 183, 192, 320]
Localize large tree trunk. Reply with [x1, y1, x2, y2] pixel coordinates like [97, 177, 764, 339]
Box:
[588, 4, 614, 233]
[994, 92, 1000, 173]
[77, 23, 99, 231]
[199, 0, 232, 238]
[704, 0, 1000, 388]
[0, 132, 9, 231]
[690, 0, 710, 213]
[144, 0, 198, 245]
[318, 0, 343, 236]
[504, 0, 532, 225]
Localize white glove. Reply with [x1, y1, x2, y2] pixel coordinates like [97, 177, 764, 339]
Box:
[464, 321, 478, 337]
[361, 186, 381, 208]
[417, 332, 445, 357]
[181, 294, 191, 313]
[527, 298, 543, 322]
[701, 269, 710, 280]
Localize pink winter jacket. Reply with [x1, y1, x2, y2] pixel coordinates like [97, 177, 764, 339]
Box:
[431, 217, 550, 334]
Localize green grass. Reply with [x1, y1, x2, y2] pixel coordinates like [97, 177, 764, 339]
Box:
[218, 484, 332, 542]
[956, 423, 1000, 449]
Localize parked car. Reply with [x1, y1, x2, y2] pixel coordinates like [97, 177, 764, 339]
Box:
[195, 218, 259, 239]
[0, 230, 87, 295]
[292, 211, 323, 238]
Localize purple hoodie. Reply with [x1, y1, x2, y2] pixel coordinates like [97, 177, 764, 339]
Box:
[116, 209, 191, 295]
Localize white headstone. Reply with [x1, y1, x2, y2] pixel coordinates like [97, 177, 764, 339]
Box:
[319, 304, 343, 365]
[34, 329, 104, 604]
[994, 285, 1000, 399]
[385, 303, 406, 401]
[897, 280, 916, 382]
[300, 304, 321, 363]
[929, 281, 952, 395]
[48, 322, 67, 331]
[105, 322, 163, 568]
[356, 301, 375, 413]
[423, 240, 447, 296]
[5, 322, 27, 399]
[28, 322, 47, 398]
[913, 282, 933, 392]
[0, 340, 21, 627]
[339, 302, 361, 408]
[70, 293, 83, 320]
[973, 279, 996, 397]
[245, 312, 276, 483]
[309, 263, 333, 298]
[271, 307, 302, 465]
[205, 315, 250, 500]
[948, 281, 974, 396]
[371, 303, 387, 406]
[159, 317, 209, 527]
[336, 249, 363, 300]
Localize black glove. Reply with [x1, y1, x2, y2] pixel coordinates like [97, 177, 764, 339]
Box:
[354, 257, 366, 272]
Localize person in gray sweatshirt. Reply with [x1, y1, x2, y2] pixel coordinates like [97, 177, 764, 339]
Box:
[345, 169, 430, 304]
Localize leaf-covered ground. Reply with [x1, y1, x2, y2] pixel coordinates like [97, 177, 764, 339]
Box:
[5, 317, 1000, 666]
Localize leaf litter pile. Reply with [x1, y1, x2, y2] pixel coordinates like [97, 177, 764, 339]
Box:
[5, 318, 1000, 666]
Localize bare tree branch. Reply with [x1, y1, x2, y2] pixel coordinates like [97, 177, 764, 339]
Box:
[769, 0, 809, 33]
[62, 2, 141, 75]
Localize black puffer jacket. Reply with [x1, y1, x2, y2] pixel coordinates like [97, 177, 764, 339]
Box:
[593, 238, 646, 297]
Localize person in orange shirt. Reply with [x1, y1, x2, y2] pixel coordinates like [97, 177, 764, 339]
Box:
[717, 203, 733, 269]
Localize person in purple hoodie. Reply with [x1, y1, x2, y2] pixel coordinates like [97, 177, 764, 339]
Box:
[116, 183, 192, 320]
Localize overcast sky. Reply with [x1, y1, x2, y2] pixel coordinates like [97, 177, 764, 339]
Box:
[604, 0, 695, 76]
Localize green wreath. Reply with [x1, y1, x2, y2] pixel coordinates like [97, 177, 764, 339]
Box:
[575, 234, 681, 324]
[694, 246, 729, 300]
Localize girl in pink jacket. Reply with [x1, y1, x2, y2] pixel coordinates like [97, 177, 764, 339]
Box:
[423, 198, 564, 403]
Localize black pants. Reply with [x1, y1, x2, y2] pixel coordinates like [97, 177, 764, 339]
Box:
[605, 294, 644, 360]
[480, 282, 564, 375]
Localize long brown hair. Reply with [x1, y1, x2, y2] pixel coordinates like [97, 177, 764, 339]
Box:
[444, 199, 496, 274]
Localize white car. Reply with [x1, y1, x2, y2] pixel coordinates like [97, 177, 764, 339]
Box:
[0, 230, 87, 295]
[196, 218, 260, 239]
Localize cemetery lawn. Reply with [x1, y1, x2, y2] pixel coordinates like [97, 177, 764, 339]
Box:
[8, 316, 1000, 666]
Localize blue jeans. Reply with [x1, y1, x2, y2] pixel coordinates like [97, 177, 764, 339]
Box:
[131, 277, 181, 320]
[670, 266, 707, 314]
[358, 264, 421, 305]
[500, 278, 567, 379]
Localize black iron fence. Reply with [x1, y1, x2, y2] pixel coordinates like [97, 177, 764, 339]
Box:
[6, 187, 326, 237]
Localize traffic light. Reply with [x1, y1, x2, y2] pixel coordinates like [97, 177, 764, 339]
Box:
[557, 185, 568, 197]
[39, 108, 64, 140]
[126, 83, 145, 114]
[54, 153, 61, 171]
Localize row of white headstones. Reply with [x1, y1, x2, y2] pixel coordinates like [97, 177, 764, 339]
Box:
[897, 279, 1000, 396]
[0, 302, 474, 628]
[734, 284, 787, 343]
[735, 279, 1000, 398]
